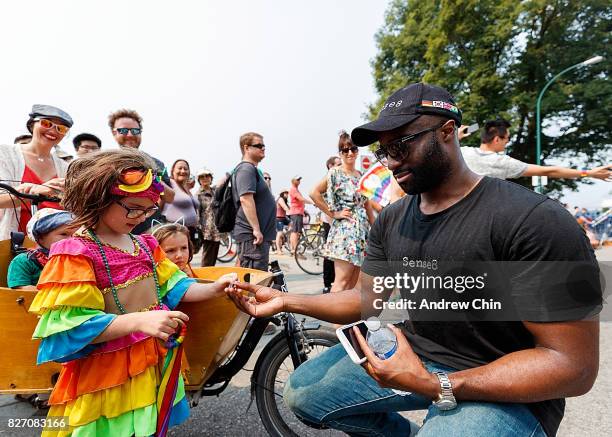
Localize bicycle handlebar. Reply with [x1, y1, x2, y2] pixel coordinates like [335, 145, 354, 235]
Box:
[0, 182, 61, 204]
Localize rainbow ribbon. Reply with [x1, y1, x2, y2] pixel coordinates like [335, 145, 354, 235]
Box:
[358, 162, 393, 206]
[156, 324, 187, 437]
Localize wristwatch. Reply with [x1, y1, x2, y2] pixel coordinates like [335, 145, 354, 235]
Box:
[432, 371, 457, 410]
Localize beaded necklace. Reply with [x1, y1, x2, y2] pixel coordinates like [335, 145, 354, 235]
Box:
[88, 229, 162, 314]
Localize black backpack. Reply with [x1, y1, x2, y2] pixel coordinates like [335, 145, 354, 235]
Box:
[213, 163, 259, 233]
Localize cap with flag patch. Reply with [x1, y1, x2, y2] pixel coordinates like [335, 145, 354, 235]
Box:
[351, 83, 462, 147]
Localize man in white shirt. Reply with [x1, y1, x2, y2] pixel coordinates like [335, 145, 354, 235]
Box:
[460, 119, 611, 180]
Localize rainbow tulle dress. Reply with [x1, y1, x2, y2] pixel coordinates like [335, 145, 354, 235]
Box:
[29, 233, 196, 436]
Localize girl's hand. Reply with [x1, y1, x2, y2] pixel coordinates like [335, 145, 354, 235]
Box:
[211, 272, 239, 297]
[135, 310, 189, 341]
[217, 273, 238, 288]
[333, 209, 353, 220]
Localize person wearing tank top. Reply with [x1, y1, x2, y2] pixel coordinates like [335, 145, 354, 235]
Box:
[162, 160, 201, 252]
[0, 104, 73, 240]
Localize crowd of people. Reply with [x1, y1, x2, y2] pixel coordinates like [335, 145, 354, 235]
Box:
[0, 81, 609, 436]
[2, 103, 610, 287]
[566, 203, 612, 248]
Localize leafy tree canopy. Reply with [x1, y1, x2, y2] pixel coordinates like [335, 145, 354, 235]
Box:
[370, 0, 610, 194]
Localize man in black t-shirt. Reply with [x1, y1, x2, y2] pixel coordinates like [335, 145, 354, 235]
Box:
[227, 84, 601, 436]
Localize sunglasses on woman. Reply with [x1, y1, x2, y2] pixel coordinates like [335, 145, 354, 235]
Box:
[115, 201, 159, 219]
[340, 145, 359, 155]
[36, 118, 70, 135]
[115, 127, 142, 136]
[374, 121, 447, 166]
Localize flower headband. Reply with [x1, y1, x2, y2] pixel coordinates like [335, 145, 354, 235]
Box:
[110, 168, 164, 202]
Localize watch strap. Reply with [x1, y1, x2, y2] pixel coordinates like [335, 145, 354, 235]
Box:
[433, 371, 457, 409]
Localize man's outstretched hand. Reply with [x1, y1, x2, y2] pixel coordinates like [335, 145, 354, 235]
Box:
[225, 281, 285, 318]
[587, 165, 612, 181]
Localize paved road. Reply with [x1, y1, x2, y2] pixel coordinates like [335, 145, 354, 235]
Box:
[1, 249, 610, 436]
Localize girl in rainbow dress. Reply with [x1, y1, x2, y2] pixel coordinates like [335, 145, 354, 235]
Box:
[29, 149, 236, 436]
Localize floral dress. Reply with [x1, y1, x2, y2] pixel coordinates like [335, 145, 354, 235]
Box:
[323, 167, 369, 267]
[197, 187, 220, 242]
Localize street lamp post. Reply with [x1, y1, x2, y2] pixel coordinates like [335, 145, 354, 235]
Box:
[535, 55, 604, 193]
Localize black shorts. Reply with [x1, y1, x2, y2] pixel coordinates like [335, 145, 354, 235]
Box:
[276, 217, 290, 232]
[289, 214, 304, 233]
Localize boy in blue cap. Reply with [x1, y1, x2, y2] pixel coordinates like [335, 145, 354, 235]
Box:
[8, 208, 73, 290]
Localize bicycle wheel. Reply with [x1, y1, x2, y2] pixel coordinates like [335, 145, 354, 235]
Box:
[217, 233, 237, 263]
[295, 236, 324, 275]
[255, 328, 339, 437]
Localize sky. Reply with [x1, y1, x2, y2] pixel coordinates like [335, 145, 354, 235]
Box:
[2, 0, 608, 210]
[1, 0, 390, 206]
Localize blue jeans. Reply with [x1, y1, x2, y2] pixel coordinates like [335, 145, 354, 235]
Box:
[283, 344, 546, 436]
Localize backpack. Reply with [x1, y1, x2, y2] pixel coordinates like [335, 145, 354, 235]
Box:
[213, 162, 260, 233]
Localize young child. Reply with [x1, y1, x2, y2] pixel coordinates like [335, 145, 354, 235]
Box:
[7, 208, 73, 290]
[153, 223, 196, 277]
[29, 149, 236, 436]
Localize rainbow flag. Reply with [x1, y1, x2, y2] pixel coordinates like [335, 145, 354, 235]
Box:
[358, 162, 393, 206]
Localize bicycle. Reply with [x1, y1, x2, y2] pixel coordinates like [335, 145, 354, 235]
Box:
[294, 223, 327, 275]
[0, 181, 60, 216]
[273, 212, 314, 255]
[165, 261, 340, 436]
[0, 197, 339, 437]
[271, 223, 292, 254]
[217, 232, 238, 263]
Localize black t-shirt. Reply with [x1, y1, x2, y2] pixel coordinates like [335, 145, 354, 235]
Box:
[231, 161, 276, 242]
[361, 176, 600, 437]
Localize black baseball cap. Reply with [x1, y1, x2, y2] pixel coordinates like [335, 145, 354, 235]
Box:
[351, 83, 462, 147]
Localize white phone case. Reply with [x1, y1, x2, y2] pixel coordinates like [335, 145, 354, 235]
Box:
[336, 321, 367, 364]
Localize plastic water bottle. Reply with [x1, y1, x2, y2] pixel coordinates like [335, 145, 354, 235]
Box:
[365, 318, 411, 396]
[366, 319, 397, 360]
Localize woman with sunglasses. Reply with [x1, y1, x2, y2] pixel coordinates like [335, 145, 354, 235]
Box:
[309, 131, 375, 293]
[162, 159, 203, 254]
[0, 104, 73, 240]
[263, 172, 272, 190]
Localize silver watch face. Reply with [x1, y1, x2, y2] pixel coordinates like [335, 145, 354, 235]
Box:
[434, 399, 457, 411]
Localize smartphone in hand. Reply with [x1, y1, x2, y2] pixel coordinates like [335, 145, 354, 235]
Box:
[336, 321, 368, 364]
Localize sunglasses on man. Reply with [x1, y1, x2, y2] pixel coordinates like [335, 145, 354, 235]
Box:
[115, 127, 142, 136]
[36, 118, 70, 135]
[248, 143, 266, 150]
[374, 121, 449, 166]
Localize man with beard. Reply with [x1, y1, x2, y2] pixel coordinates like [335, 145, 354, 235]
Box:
[226, 83, 601, 436]
[108, 109, 175, 233]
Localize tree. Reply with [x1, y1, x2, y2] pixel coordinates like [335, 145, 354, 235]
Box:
[370, 0, 611, 195]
